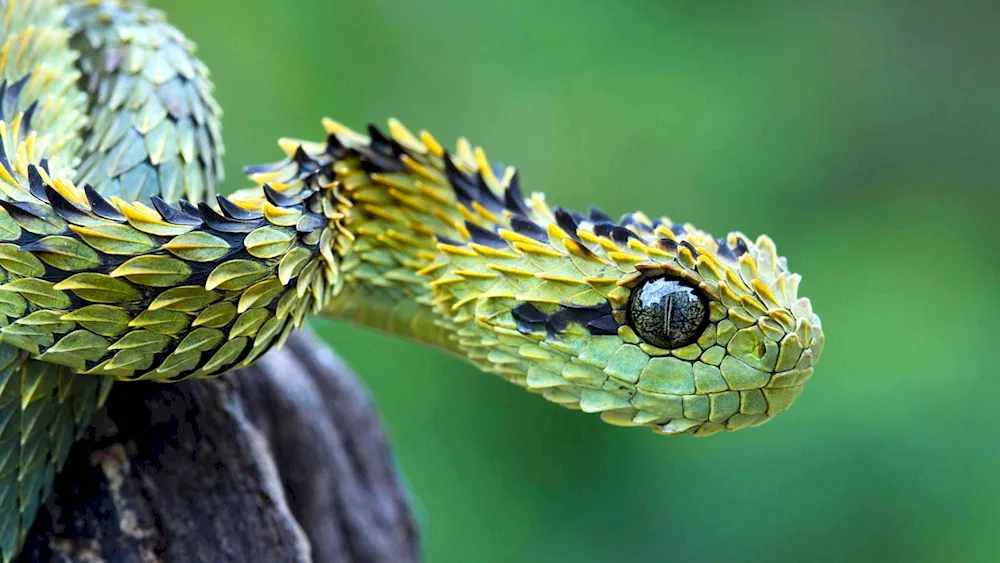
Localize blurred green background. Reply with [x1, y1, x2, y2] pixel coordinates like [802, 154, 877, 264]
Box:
[154, 1, 999, 561]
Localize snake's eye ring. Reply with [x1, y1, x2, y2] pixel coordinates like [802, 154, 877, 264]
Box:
[627, 276, 709, 349]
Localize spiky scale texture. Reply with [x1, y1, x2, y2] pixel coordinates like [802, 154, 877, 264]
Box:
[0, 161, 344, 379]
[0, 0, 225, 557]
[0, 0, 826, 559]
[0, 1, 103, 557]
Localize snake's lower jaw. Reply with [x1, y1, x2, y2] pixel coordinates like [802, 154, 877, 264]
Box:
[580, 335, 822, 437]
[646, 370, 815, 436]
[648, 307, 824, 437]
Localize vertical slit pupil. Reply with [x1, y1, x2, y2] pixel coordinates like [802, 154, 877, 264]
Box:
[627, 276, 708, 349]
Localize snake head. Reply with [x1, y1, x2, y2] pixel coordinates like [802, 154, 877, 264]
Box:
[578, 222, 825, 436]
[420, 147, 824, 437]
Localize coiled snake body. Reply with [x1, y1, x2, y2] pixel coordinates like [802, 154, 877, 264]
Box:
[0, 0, 824, 558]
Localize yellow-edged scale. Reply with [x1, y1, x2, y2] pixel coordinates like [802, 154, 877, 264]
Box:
[0, 0, 824, 558]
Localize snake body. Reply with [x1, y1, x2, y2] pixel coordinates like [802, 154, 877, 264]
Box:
[0, 0, 824, 558]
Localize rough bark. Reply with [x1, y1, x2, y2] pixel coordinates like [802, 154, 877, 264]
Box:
[18, 330, 420, 563]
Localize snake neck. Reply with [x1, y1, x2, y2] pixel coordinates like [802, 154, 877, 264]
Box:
[237, 120, 473, 354]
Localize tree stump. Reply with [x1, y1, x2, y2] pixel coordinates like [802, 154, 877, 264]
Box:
[18, 331, 420, 562]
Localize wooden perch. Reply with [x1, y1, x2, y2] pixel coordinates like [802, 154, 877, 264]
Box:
[18, 330, 420, 563]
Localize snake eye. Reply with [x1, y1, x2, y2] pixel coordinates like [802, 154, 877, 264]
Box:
[627, 276, 709, 349]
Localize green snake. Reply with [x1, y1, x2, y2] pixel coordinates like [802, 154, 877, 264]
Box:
[0, 0, 824, 558]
